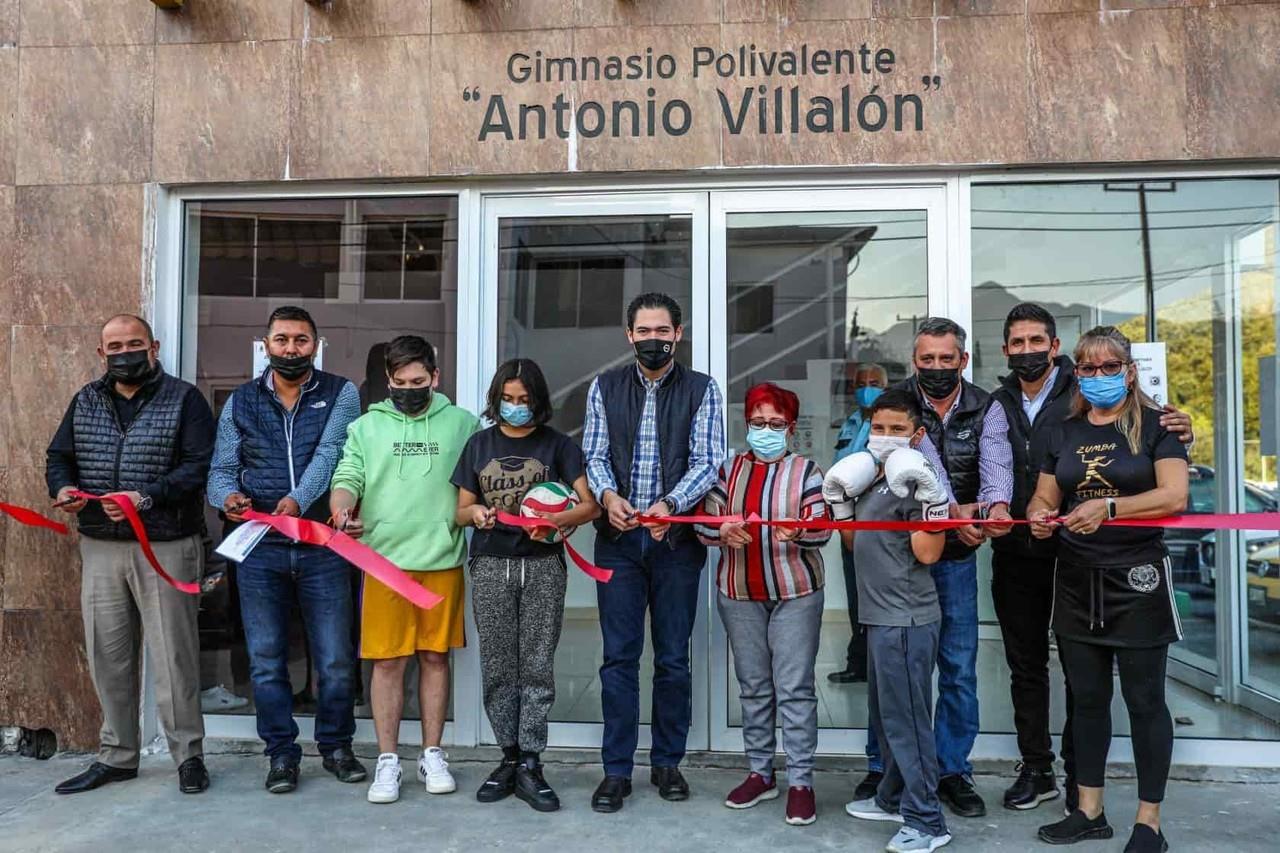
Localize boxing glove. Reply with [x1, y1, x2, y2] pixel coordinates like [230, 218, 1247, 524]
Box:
[823, 451, 880, 520]
[883, 447, 950, 522]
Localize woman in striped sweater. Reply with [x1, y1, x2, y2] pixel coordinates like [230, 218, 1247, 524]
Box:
[697, 382, 831, 827]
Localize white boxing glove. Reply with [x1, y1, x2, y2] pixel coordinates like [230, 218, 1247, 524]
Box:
[883, 447, 950, 522]
[823, 451, 880, 520]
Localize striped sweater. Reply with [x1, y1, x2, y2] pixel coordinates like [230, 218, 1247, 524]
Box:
[696, 451, 830, 601]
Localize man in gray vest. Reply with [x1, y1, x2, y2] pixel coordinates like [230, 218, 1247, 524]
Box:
[45, 315, 215, 795]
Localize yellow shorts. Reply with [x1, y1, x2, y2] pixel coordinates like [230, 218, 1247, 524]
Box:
[359, 567, 465, 659]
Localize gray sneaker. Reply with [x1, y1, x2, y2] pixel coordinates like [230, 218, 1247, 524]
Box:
[886, 826, 952, 852]
[845, 797, 905, 823]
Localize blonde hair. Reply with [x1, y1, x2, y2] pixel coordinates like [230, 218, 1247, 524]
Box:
[1070, 325, 1159, 455]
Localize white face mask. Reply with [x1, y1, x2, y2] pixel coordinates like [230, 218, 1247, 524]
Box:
[866, 434, 912, 463]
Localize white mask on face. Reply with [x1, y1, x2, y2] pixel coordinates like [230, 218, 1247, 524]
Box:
[866, 435, 912, 463]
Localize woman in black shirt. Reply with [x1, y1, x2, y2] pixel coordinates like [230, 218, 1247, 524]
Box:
[1027, 326, 1188, 853]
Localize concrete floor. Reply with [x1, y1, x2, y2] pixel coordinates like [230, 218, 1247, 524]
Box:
[2, 750, 1278, 853]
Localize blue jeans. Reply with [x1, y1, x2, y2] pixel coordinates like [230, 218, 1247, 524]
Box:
[865, 554, 980, 778]
[237, 541, 357, 762]
[595, 529, 705, 777]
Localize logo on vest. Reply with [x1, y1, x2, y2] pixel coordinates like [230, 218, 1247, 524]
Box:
[310, 400, 328, 409]
[1127, 563, 1160, 594]
[955, 429, 972, 440]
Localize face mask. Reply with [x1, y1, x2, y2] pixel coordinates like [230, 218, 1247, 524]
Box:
[269, 353, 312, 382]
[500, 401, 532, 427]
[1007, 350, 1052, 383]
[388, 386, 432, 415]
[746, 425, 788, 461]
[916, 367, 961, 400]
[633, 338, 675, 372]
[854, 385, 883, 410]
[1079, 373, 1129, 409]
[106, 349, 153, 384]
[867, 434, 912, 463]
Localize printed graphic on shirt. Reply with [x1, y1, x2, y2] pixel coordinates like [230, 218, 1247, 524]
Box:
[1075, 443, 1119, 498]
[476, 455, 549, 512]
[1128, 563, 1160, 593]
[393, 440, 439, 457]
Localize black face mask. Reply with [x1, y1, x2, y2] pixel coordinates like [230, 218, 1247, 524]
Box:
[106, 349, 153, 385]
[633, 338, 675, 372]
[1007, 350, 1052, 383]
[388, 386, 432, 415]
[269, 353, 313, 382]
[916, 367, 961, 400]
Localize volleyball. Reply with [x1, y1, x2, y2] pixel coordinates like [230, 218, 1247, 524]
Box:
[520, 482, 578, 544]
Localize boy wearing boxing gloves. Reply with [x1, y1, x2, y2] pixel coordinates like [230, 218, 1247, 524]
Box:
[824, 388, 951, 853]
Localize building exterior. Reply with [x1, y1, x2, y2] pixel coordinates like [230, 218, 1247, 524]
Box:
[1, 0, 1279, 768]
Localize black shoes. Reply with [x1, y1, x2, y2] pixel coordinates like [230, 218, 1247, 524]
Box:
[853, 770, 884, 801]
[477, 747, 520, 803]
[54, 762, 138, 795]
[1038, 810, 1114, 845]
[265, 756, 300, 794]
[591, 775, 632, 813]
[178, 757, 210, 794]
[827, 668, 868, 684]
[1003, 763, 1060, 810]
[322, 747, 368, 783]
[1124, 823, 1169, 853]
[514, 753, 560, 813]
[938, 773, 987, 817]
[651, 765, 690, 801]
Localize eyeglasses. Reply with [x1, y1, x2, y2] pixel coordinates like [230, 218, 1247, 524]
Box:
[748, 418, 791, 431]
[1075, 360, 1129, 378]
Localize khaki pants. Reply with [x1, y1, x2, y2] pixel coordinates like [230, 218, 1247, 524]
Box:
[79, 534, 205, 768]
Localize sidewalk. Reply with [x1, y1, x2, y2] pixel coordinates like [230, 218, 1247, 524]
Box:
[2, 750, 1277, 852]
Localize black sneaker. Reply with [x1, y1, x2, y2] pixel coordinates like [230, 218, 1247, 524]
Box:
[1063, 775, 1079, 817]
[265, 757, 300, 794]
[514, 753, 560, 813]
[827, 668, 868, 684]
[1003, 762, 1060, 810]
[476, 747, 520, 803]
[322, 747, 368, 783]
[1124, 823, 1168, 853]
[938, 773, 987, 818]
[1038, 810, 1114, 845]
[853, 770, 884, 801]
[177, 757, 209, 794]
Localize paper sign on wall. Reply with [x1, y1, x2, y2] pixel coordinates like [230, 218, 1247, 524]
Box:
[1131, 342, 1168, 407]
[252, 339, 325, 377]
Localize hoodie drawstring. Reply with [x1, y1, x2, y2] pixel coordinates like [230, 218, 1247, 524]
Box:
[504, 558, 527, 589]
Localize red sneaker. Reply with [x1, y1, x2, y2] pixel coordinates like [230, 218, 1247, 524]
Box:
[724, 772, 779, 809]
[786, 785, 817, 825]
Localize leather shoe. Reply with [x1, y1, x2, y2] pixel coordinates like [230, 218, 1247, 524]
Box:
[938, 773, 987, 818]
[651, 765, 690, 801]
[178, 757, 209, 794]
[591, 775, 632, 813]
[55, 762, 137, 795]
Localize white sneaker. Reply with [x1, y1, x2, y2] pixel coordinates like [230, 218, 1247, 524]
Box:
[886, 826, 952, 852]
[417, 747, 456, 794]
[200, 685, 249, 712]
[367, 753, 402, 804]
[846, 797, 906, 823]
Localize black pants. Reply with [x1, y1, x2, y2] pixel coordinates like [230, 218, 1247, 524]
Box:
[1057, 638, 1172, 803]
[991, 551, 1075, 774]
[840, 545, 867, 675]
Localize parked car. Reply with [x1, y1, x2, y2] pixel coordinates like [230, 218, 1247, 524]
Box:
[1165, 464, 1278, 587]
[1244, 541, 1280, 625]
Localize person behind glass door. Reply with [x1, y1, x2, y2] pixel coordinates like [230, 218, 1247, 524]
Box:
[829, 362, 887, 686]
[696, 383, 830, 827]
[1027, 326, 1188, 853]
[329, 335, 479, 805]
[582, 292, 726, 813]
[206, 306, 365, 795]
[452, 358, 600, 812]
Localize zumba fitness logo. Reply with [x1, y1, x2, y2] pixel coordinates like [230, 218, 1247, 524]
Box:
[465, 44, 943, 142]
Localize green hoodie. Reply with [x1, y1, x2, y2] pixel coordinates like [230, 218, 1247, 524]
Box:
[330, 393, 478, 571]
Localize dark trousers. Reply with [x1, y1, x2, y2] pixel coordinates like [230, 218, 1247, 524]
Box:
[991, 550, 1075, 775]
[840, 545, 867, 675]
[594, 529, 705, 777]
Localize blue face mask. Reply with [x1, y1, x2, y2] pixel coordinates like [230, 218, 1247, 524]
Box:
[1079, 373, 1129, 409]
[747, 425, 788, 460]
[855, 385, 883, 410]
[500, 401, 532, 427]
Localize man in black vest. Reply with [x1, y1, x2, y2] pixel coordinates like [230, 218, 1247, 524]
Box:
[989, 303, 1192, 814]
[583, 293, 725, 813]
[45, 315, 214, 795]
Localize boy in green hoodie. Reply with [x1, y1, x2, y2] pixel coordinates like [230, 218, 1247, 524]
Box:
[329, 335, 478, 805]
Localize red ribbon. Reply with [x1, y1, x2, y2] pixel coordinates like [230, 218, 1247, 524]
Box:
[634, 511, 1280, 532]
[0, 502, 69, 535]
[494, 511, 613, 583]
[71, 491, 200, 595]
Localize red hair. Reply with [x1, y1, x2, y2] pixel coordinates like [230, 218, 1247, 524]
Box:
[744, 382, 799, 424]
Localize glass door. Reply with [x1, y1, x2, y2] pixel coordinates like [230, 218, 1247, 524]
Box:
[480, 192, 710, 749]
[707, 187, 949, 754]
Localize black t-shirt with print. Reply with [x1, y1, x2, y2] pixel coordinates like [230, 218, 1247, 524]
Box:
[1041, 410, 1188, 568]
[450, 424, 586, 559]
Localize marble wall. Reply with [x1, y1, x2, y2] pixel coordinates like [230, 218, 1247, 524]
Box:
[0, 0, 1277, 750]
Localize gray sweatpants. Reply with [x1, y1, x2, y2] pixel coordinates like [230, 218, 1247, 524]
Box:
[470, 554, 567, 753]
[868, 622, 947, 837]
[718, 589, 823, 787]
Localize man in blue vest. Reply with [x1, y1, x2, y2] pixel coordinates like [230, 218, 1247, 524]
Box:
[583, 293, 726, 812]
[207, 306, 365, 794]
[46, 314, 214, 795]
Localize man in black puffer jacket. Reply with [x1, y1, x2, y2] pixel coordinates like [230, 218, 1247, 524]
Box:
[46, 314, 214, 797]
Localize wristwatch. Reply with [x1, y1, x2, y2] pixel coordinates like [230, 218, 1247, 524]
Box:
[1104, 497, 1117, 520]
[661, 497, 678, 514]
[136, 494, 154, 512]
